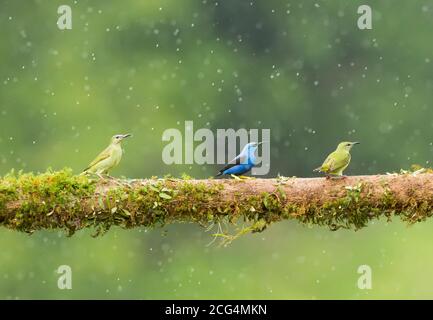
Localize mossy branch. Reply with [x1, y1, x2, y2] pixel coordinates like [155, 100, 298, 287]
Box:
[1, 169, 433, 238]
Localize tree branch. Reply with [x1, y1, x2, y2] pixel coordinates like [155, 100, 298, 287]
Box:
[0, 169, 432, 237]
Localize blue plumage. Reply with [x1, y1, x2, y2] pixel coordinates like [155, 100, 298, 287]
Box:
[221, 163, 254, 176]
[216, 142, 261, 177]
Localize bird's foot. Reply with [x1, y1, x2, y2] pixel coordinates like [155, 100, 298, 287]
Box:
[230, 175, 253, 180]
[326, 175, 346, 180]
[332, 175, 347, 180]
[102, 174, 124, 186]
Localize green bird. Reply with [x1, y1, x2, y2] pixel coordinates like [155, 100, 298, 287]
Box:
[313, 141, 360, 178]
[82, 134, 131, 176]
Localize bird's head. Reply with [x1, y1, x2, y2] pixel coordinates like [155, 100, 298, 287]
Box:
[242, 141, 266, 154]
[336, 141, 360, 151]
[111, 133, 132, 144]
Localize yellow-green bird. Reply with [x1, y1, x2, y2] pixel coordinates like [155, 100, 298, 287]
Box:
[313, 141, 360, 178]
[82, 134, 131, 176]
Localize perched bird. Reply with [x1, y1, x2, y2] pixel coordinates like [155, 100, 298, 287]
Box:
[216, 142, 263, 178]
[82, 134, 131, 176]
[313, 141, 360, 178]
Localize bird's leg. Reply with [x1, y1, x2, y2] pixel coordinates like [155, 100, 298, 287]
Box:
[96, 173, 105, 180]
[95, 173, 118, 184]
[230, 174, 242, 180]
[102, 173, 125, 186]
[99, 173, 114, 180]
[97, 172, 112, 179]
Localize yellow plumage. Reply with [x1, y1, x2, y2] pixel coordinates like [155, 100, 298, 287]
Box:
[314, 141, 359, 177]
[83, 134, 131, 175]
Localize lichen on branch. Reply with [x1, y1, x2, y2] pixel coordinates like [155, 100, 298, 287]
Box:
[1, 168, 433, 240]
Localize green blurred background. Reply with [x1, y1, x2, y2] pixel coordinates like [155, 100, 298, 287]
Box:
[1, 0, 433, 299]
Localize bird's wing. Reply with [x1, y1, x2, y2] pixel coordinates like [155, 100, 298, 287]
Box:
[321, 151, 350, 173]
[83, 146, 112, 172]
[217, 154, 247, 174]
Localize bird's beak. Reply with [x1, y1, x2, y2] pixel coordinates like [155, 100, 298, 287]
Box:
[258, 141, 268, 145]
[122, 134, 132, 139]
[352, 142, 360, 145]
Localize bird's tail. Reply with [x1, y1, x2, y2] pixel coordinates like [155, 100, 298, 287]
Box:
[313, 167, 322, 173]
[215, 172, 223, 178]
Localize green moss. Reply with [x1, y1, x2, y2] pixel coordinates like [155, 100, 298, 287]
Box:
[0, 168, 95, 235]
[1, 169, 433, 243]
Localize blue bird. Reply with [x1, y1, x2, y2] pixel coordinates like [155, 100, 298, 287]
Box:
[216, 142, 263, 178]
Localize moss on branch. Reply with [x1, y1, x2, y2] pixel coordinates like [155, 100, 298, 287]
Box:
[1, 168, 433, 241]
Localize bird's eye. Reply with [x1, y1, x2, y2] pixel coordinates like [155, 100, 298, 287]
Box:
[347, 144, 351, 146]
